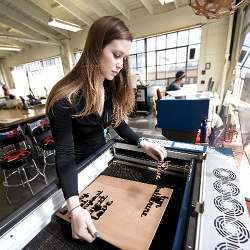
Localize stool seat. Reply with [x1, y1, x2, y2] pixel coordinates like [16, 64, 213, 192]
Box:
[1, 148, 31, 170]
[41, 136, 55, 150]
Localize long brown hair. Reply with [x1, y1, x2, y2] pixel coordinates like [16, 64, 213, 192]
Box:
[46, 16, 134, 127]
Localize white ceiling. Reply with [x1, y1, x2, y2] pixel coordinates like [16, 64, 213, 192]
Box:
[0, 0, 189, 59]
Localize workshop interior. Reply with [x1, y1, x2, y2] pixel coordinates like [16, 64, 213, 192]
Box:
[0, 1, 250, 249]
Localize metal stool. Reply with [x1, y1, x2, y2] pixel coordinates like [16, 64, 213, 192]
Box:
[26, 117, 55, 184]
[0, 125, 44, 204]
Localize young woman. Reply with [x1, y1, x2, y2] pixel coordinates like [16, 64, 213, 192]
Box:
[46, 16, 166, 243]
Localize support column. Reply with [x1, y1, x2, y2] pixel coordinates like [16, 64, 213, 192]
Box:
[223, 9, 244, 97]
[0, 59, 15, 89]
[59, 39, 74, 75]
[218, 15, 234, 103]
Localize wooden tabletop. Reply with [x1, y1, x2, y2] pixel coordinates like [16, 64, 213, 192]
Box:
[0, 105, 46, 128]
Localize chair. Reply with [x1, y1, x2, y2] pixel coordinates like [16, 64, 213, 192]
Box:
[0, 125, 43, 204]
[26, 117, 55, 184]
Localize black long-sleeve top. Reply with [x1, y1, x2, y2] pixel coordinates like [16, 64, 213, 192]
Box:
[165, 81, 181, 94]
[49, 80, 139, 200]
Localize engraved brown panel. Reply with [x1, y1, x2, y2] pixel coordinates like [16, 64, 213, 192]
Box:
[57, 175, 173, 250]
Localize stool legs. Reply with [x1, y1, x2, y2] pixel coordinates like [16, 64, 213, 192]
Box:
[32, 157, 47, 185]
[37, 148, 55, 185]
[21, 167, 34, 196]
[2, 170, 11, 205]
[17, 168, 25, 188]
[1, 163, 39, 204]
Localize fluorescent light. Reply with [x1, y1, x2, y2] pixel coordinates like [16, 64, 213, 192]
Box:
[48, 18, 82, 32]
[0, 46, 21, 51]
[158, 0, 175, 5]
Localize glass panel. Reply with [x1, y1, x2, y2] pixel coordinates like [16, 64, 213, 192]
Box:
[238, 46, 248, 65]
[157, 50, 166, 65]
[147, 52, 156, 66]
[187, 62, 198, 78]
[177, 30, 189, 47]
[166, 64, 176, 78]
[137, 39, 145, 53]
[157, 65, 166, 79]
[176, 63, 186, 73]
[147, 66, 156, 80]
[74, 51, 82, 64]
[137, 67, 146, 81]
[188, 44, 200, 61]
[166, 49, 176, 64]
[147, 37, 156, 51]
[189, 27, 201, 45]
[244, 54, 250, 68]
[137, 53, 145, 67]
[11, 68, 30, 96]
[167, 32, 177, 48]
[157, 35, 166, 50]
[243, 32, 250, 47]
[129, 55, 137, 68]
[176, 47, 187, 63]
[186, 77, 198, 84]
[12, 57, 64, 97]
[130, 40, 136, 54]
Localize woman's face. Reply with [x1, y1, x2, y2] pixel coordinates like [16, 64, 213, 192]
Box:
[99, 39, 131, 81]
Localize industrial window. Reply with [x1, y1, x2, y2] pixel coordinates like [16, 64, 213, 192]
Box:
[11, 57, 64, 97]
[73, 51, 82, 64]
[129, 27, 201, 85]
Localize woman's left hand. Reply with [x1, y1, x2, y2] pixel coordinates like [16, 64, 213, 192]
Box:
[140, 140, 167, 161]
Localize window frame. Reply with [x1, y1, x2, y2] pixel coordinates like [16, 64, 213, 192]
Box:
[129, 26, 201, 84]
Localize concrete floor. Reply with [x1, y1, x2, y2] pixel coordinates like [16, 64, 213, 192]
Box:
[0, 156, 57, 222]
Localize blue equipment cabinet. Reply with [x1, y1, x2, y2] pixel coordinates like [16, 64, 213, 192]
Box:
[156, 99, 210, 142]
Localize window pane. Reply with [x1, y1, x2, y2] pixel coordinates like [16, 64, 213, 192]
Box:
[188, 44, 200, 61]
[167, 32, 177, 48]
[74, 51, 82, 64]
[157, 35, 166, 50]
[187, 61, 198, 78]
[147, 66, 156, 80]
[130, 41, 136, 54]
[177, 47, 187, 63]
[157, 65, 166, 79]
[11, 68, 29, 96]
[166, 64, 176, 78]
[189, 27, 201, 44]
[137, 53, 145, 67]
[186, 77, 198, 84]
[176, 63, 186, 73]
[128, 27, 200, 84]
[147, 37, 156, 51]
[177, 30, 188, 47]
[129, 55, 137, 68]
[147, 52, 156, 66]
[12, 57, 64, 97]
[137, 39, 145, 53]
[137, 67, 146, 81]
[157, 50, 166, 65]
[166, 49, 176, 64]
[244, 55, 250, 68]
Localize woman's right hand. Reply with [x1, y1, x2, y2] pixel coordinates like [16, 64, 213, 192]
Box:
[71, 206, 98, 243]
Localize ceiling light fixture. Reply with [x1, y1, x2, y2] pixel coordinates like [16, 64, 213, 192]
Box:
[48, 18, 82, 32]
[0, 46, 21, 51]
[158, 0, 175, 5]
